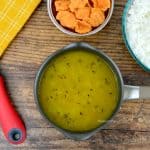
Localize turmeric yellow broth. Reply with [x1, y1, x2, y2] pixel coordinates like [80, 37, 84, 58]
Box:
[38, 50, 119, 132]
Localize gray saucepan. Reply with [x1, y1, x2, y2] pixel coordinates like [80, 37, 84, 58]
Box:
[34, 42, 150, 140]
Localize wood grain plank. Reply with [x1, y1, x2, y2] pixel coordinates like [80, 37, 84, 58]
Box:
[0, 0, 150, 149]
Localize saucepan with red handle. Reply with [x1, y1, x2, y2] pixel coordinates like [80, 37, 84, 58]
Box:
[0, 74, 26, 144]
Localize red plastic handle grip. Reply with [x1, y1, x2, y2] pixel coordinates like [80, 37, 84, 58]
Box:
[0, 75, 26, 144]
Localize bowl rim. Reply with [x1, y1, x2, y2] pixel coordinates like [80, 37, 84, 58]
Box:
[122, 0, 150, 72]
[34, 42, 124, 139]
[47, 0, 114, 36]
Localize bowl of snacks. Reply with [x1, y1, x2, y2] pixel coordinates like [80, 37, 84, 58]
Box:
[47, 0, 114, 36]
[122, 0, 150, 72]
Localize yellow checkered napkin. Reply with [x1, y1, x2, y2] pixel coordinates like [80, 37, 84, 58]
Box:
[0, 0, 41, 57]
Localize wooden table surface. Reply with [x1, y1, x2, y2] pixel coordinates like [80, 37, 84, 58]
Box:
[0, 0, 150, 149]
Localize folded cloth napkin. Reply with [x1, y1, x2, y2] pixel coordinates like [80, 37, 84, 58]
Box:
[0, 0, 41, 57]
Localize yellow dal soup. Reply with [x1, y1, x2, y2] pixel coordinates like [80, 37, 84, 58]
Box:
[38, 50, 119, 132]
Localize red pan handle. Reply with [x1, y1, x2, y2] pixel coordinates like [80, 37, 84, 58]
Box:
[0, 75, 26, 144]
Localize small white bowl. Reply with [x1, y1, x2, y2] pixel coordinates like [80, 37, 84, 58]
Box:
[47, 0, 114, 36]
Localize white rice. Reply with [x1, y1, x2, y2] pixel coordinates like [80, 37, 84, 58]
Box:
[126, 0, 150, 69]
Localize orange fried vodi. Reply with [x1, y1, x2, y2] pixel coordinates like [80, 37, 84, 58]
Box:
[55, 0, 111, 34]
[75, 20, 92, 34]
[90, 0, 110, 11]
[97, 0, 111, 11]
[86, 8, 105, 27]
[74, 7, 91, 20]
[54, 0, 70, 11]
[56, 11, 76, 29]
[69, 0, 90, 12]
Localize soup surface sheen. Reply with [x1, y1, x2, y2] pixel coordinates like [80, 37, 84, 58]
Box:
[39, 50, 119, 132]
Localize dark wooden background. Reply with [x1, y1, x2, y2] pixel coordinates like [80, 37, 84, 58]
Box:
[0, 0, 150, 149]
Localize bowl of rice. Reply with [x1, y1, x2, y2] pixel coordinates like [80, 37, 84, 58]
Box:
[122, 0, 150, 72]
